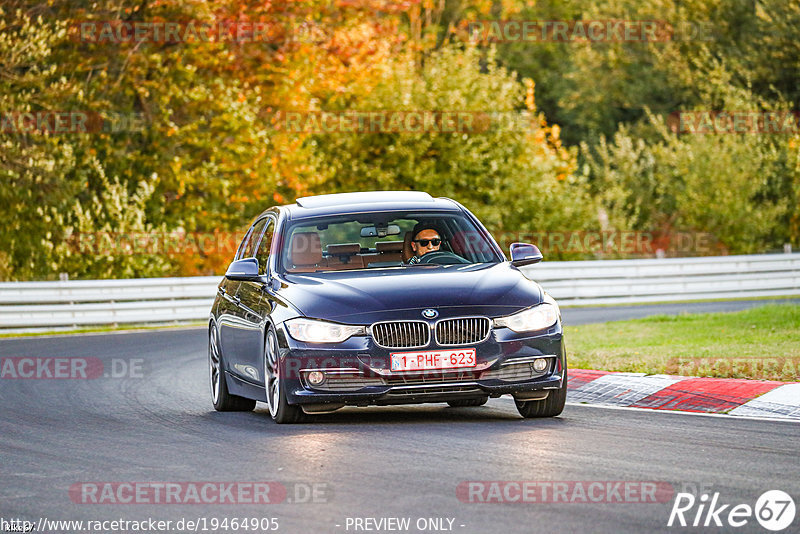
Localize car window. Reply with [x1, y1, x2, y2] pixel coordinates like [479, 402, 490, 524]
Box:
[280, 211, 501, 273]
[235, 226, 254, 260]
[255, 218, 274, 275]
[238, 217, 268, 260]
[308, 219, 416, 250]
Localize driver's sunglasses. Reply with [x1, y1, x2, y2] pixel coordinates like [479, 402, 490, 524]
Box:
[414, 238, 441, 247]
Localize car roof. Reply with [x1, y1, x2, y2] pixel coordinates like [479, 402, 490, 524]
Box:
[283, 191, 462, 219]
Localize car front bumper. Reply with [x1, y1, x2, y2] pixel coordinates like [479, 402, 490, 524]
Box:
[276, 322, 566, 408]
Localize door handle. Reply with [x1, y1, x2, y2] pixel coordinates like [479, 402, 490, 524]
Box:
[220, 288, 240, 305]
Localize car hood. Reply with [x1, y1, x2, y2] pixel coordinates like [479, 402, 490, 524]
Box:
[278, 262, 543, 322]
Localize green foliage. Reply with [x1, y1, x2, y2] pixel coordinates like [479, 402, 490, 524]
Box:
[583, 108, 798, 254]
[0, 9, 84, 278]
[310, 44, 597, 250]
[484, 0, 800, 253]
[495, 0, 800, 143]
[0, 3, 284, 279]
[52, 168, 172, 279]
[2, 0, 798, 280]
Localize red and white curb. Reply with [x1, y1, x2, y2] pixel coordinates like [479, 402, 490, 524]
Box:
[567, 370, 800, 420]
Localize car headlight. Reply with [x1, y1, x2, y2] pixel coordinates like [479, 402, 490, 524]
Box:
[285, 318, 365, 343]
[493, 302, 559, 333]
[542, 290, 560, 317]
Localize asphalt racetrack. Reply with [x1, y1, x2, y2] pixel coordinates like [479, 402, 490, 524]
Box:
[2, 300, 799, 534]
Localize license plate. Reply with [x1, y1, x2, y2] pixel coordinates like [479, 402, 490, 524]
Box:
[390, 348, 477, 371]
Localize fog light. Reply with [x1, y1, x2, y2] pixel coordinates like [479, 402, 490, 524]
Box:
[307, 371, 325, 386]
[533, 358, 548, 372]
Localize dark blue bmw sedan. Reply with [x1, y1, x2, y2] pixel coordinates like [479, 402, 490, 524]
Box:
[209, 191, 566, 423]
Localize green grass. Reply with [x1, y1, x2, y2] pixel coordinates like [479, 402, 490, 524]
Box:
[566, 304, 800, 381]
[0, 321, 205, 338]
[559, 294, 799, 308]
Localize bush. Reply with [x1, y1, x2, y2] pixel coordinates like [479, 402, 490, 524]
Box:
[309, 44, 597, 258]
[583, 109, 798, 254]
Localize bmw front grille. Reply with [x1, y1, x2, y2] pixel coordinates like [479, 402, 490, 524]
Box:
[435, 317, 491, 346]
[370, 317, 491, 348]
[370, 321, 430, 349]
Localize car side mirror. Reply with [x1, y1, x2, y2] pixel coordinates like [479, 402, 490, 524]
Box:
[225, 258, 261, 281]
[509, 242, 543, 267]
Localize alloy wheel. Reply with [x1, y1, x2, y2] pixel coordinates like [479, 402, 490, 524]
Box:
[209, 326, 221, 404]
[265, 329, 280, 418]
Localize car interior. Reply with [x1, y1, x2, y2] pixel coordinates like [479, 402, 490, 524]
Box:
[285, 232, 421, 272]
[282, 214, 499, 273]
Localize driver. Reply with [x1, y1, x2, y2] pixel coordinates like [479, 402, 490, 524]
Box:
[407, 224, 442, 264]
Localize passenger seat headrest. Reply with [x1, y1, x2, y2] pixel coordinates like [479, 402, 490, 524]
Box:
[290, 232, 322, 266]
[376, 241, 403, 253]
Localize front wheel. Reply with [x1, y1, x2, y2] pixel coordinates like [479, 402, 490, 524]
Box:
[209, 325, 256, 412]
[515, 365, 567, 418]
[264, 326, 305, 424]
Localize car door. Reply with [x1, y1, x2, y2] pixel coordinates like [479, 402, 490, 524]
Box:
[232, 216, 278, 383]
[218, 217, 267, 374]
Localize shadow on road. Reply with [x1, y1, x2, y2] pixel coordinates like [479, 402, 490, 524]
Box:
[198, 403, 570, 432]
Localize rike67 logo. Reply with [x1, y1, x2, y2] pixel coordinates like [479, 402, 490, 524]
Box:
[668, 490, 796, 531]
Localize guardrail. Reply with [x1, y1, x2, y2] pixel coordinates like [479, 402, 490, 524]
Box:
[0, 277, 218, 330]
[1, 253, 798, 331]
[522, 252, 800, 305]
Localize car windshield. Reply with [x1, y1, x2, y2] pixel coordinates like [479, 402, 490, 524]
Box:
[279, 211, 502, 273]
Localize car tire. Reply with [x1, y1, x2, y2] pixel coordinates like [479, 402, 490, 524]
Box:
[447, 397, 488, 407]
[515, 364, 567, 418]
[209, 325, 256, 412]
[264, 326, 305, 424]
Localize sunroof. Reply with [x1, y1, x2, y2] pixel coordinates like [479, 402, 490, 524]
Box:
[295, 191, 434, 209]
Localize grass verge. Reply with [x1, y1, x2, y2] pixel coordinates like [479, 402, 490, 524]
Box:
[0, 321, 205, 339]
[566, 304, 800, 381]
[559, 294, 800, 308]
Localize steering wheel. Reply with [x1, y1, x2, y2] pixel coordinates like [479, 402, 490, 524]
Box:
[417, 251, 471, 265]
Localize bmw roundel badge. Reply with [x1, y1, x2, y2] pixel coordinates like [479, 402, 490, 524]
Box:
[422, 309, 439, 319]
